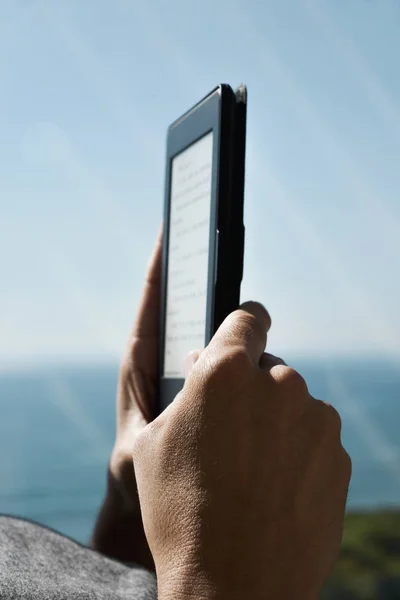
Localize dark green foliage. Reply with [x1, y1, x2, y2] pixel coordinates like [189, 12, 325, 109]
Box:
[324, 510, 400, 599]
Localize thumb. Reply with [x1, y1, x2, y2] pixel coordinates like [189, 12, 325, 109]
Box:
[184, 349, 201, 378]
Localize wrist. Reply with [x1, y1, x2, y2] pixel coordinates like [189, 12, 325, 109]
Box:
[158, 582, 216, 600]
[157, 565, 228, 600]
[105, 468, 137, 515]
[157, 564, 318, 600]
[106, 449, 142, 516]
[92, 469, 154, 570]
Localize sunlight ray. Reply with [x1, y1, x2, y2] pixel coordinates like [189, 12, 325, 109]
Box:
[36, 0, 162, 158]
[303, 0, 400, 137]
[325, 365, 400, 482]
[22, 121, 150, 259]
[117, 0, 202, 96]
[43, 375, 111, 462]
[249, 155, 399, 353]
[230, 2, 400, 247]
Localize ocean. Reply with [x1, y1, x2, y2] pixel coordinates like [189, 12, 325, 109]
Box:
[0, 358, 399, 544]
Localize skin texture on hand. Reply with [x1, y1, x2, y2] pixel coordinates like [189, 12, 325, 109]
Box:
[132, 302, 352, 600]
[91, 227, 162, 570]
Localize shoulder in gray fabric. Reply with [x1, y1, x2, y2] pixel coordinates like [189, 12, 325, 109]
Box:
[0, 516, 157, 600]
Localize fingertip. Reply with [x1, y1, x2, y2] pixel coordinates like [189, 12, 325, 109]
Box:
[239, 301, 272, 332]
[157, 222, 164, 244]
[209, 302, 270, 365]
[146, 226, 163, 284]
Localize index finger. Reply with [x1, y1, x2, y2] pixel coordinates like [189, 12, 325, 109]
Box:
[132, 223, 163, 339]
[208, 301, 271, 366]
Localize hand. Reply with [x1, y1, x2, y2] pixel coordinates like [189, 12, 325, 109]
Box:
[133, 302, 352, 600]
[91, 226, 162, 569]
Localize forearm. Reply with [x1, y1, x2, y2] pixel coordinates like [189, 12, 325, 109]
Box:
[91, 468, 154, 572]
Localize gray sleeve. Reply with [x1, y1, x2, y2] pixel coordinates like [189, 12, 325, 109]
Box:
[0, 516, 157, 600]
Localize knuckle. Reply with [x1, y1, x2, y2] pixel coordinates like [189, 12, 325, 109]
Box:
[341, 447, 352, 478]
[132, 423, 154, 460]
[311, 400, 345, 441]
[199, 346, 252, 391]
[279, 367, 308, 393]
[323, 402, 343, 434]
[215, 346, 253, 375]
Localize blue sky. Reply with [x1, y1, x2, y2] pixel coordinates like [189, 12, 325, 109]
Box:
[1, 0, 400, 371]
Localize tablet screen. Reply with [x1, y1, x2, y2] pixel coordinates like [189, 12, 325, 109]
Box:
[163, 131, 214, 378]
